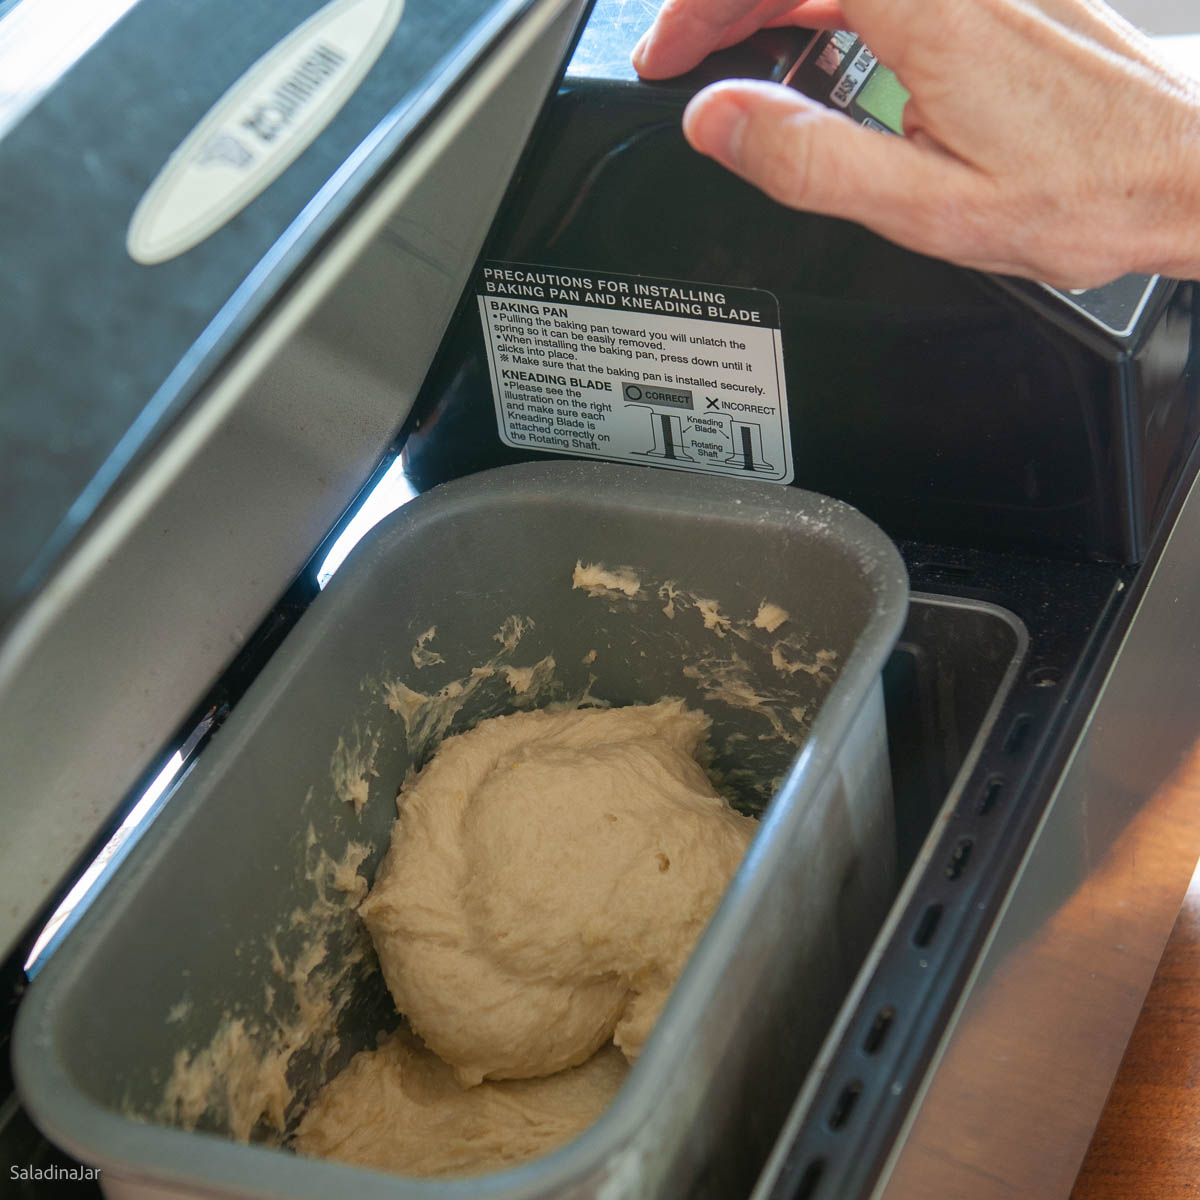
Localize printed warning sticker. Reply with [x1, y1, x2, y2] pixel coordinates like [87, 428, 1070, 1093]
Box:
[477, 261, 793, 483]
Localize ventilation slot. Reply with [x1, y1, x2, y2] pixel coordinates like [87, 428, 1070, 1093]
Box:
[863, 1005, 896, 1055]
[793, 1158, 826, 1200]
[913, 903, 944, 948]
[1004, 714, 1032, 756]
[828, 1081, 862, 1130]
[978, 776, 1005, 815]
[945, 838, 974, 881]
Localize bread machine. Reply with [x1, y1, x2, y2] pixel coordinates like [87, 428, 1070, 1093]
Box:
[5, 0, 1200, 1198]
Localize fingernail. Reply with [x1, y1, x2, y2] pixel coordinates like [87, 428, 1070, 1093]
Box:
[631, 28, 653, 72]
[683, 92, 748, 170]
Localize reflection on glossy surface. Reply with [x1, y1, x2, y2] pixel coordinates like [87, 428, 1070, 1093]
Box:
[1071, 857, 1200, 1198]
[0, 0, 142, 140]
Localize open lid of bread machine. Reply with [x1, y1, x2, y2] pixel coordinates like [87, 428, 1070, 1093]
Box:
[0, 0, 595, 965]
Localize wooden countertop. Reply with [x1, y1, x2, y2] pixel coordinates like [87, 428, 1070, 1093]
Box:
[1070, 858, 1200, 1199]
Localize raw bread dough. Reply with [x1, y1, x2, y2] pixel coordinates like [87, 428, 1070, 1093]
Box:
[293, 1027, 627, 1177]
[358, 699, 757, 1086]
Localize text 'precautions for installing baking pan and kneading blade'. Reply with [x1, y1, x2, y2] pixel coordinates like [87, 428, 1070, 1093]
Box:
[477, 261, 794, 483]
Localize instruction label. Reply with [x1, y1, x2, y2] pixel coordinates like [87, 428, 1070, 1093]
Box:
[477, 261, 793, 483]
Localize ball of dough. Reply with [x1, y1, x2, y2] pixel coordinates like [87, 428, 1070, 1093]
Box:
[358, 700, 756, 1086]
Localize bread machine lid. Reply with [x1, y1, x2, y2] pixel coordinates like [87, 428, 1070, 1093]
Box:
[0, 0, 588, 961]
[0, 0, 524, 623]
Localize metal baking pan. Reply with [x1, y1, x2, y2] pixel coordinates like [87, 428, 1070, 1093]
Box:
[14, 460, 908, 1199]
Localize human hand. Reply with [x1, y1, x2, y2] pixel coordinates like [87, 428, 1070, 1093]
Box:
[633, 0, 1200, 287]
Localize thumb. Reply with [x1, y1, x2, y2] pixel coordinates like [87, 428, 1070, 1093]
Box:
[682, 80, 981, 267]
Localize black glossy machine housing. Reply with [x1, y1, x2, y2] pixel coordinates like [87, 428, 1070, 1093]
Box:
[405, 0, 1200, 564]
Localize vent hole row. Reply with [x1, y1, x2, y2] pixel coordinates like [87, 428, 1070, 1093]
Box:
[787, 1005, 895, 1197]
[787, 712, 1035, 1196]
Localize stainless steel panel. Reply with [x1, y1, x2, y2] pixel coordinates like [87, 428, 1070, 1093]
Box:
[875, 468, 1200, 1199]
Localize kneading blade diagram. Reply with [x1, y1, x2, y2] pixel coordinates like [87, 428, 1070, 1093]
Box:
[629, 401, 776, 473]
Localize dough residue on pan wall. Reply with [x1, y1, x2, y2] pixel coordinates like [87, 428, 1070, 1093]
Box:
[380, 615, 572, 765]
[160, 1017, 291, 1143]
[494, 613, 534, 652]
[502, 656, 556, 696]
[771, 645, 838, 682]
[694, 597, 734, 638]
[754, 601, 789, 633]
[156, 836, 374, 1143]
[410, 626, 445, 669]
[682, 658, 793, 741]
[330, 731, 379, 815]
[570, 566, 839, 812]
[658, 581, 681, 619]
[572, 561, 641, 597]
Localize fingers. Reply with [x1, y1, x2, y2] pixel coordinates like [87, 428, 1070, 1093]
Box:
[760, 0, 846, 25]
[681, 81, 989, 270]
[712, 1, 848, 50]
[633, 0, 847, 80]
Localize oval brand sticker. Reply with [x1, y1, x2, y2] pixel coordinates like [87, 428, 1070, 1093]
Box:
[127, 0, 404, 264]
